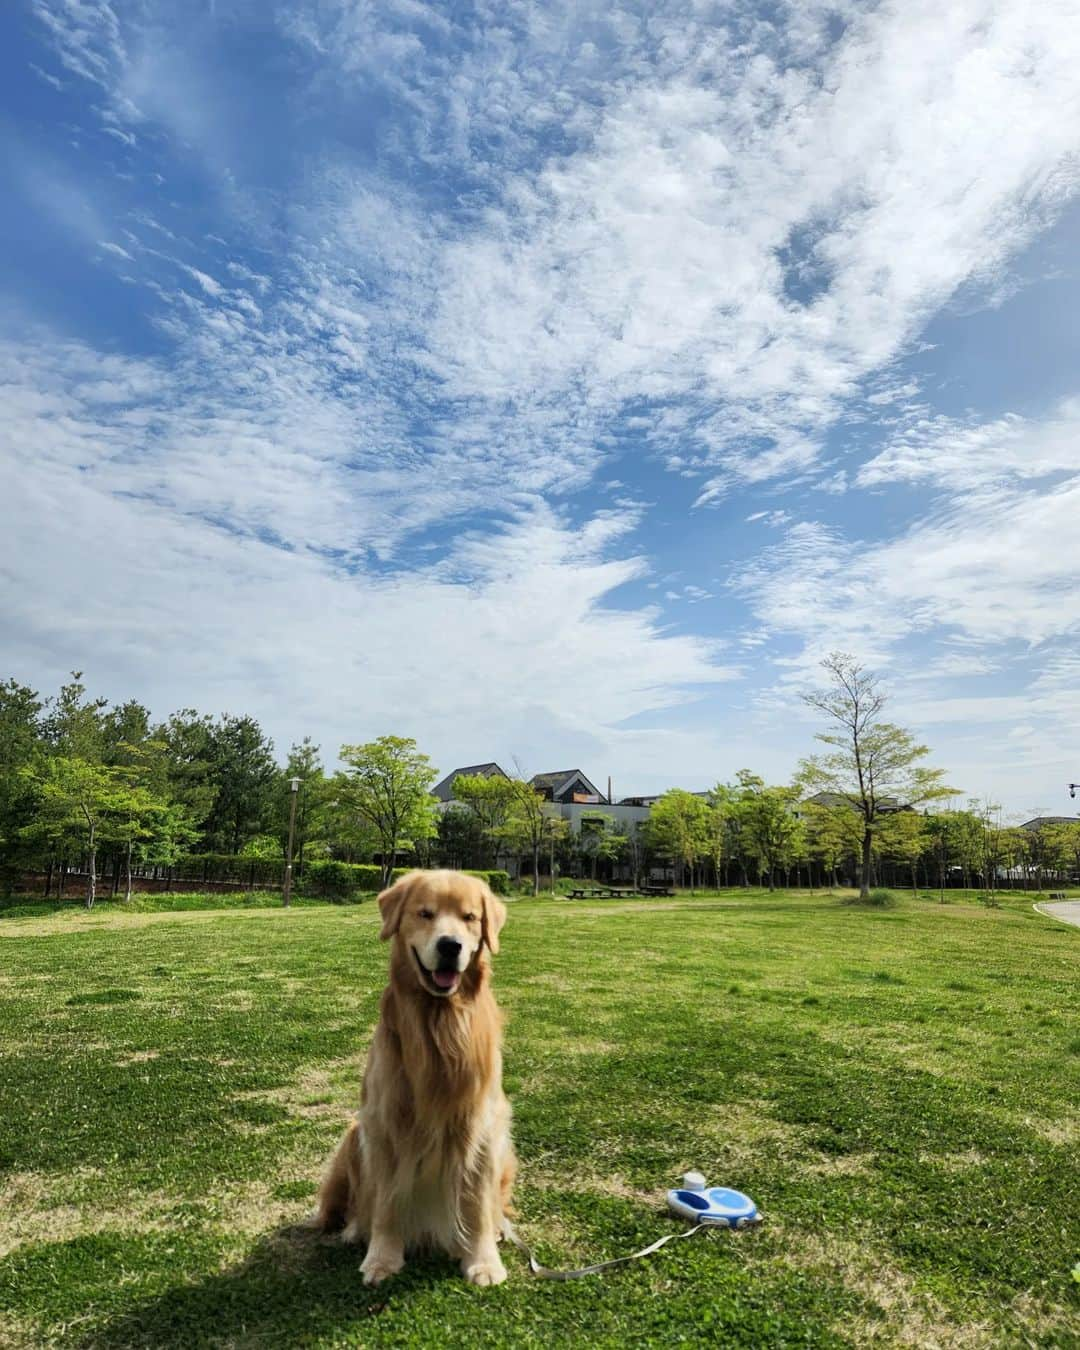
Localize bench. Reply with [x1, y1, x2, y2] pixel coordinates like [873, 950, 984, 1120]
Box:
[567, 886, 641, 900]
[639, 884, 675, 897]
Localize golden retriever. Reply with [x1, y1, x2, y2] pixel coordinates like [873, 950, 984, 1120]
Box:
[314, 869, 516, 1286]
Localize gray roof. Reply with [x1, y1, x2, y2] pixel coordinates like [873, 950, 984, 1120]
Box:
[432, 762, 508, 802]
[1019, 816, 1079, 832]
[530, 769, 604, 800]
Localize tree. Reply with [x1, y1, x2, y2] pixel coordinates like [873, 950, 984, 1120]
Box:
[803, 801, 861, 889]
[877, 811, 929, 896]
[339, 736, 438, 886]
[576, 812, 627, 880]
[24, 756, 130, 908]
[203, 715, 278, 854]
[277, 739, 329, 875]
[0, 679, 44, 893]
[156, 709, 217, 838]
[645, 790, 710, 887]
[541, 812, 570, 889]
[453, 773, 516, 868]
[736, 773, 801, 891]
[501, 778, 550, 896]
[703, 788, 736, 887]
[42, 672, 107, 761]
[799, 653, 954, 902]
[1041, 821, 1080, 888]
[437, 804, 486, 870]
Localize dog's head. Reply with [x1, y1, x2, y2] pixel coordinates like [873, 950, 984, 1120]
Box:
[378, 869, 507, 998]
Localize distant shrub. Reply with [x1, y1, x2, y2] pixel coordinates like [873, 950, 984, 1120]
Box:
[842, 887, 898, 907]
[175, 853, 284, 886]
[301, 864, 508, 900]
[302, 861, 393, 899]
[464, 869, 510, 895]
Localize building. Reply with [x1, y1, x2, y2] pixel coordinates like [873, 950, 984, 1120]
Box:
[529, 769, 606, 805]
[1019, 816, 1078, 831]
[432, 762, 509, 804]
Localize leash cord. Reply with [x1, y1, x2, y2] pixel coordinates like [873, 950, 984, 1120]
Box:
[501, 1218, 717, 1281]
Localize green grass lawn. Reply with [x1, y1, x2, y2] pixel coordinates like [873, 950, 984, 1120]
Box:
[0, 890, 1077, 1347]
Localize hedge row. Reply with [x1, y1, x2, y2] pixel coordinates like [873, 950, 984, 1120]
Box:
[173, 854, 284, 884]
[302, 862, 510, 900]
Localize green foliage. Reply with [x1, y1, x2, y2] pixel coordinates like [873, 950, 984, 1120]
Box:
[302, 862, 509, 900]
[174, 853, 284, 886]
[0, 679, 45, 892]
[338, 736, 438, 885]
[800, 653, 955, 899]
[464, 868, 510, 895]
[844, 887, 899, 907]
[735, 772, 803, 890]
[643, 790, 710, 876]
[200, 715, 278, 854]
[302, 861, 384, 898]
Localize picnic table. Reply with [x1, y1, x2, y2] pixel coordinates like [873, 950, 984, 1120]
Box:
[638, 883, 675, 896]
[566, 885, 641, 900]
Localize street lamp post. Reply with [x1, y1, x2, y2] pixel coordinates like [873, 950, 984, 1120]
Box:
[283, 777, 301, 908]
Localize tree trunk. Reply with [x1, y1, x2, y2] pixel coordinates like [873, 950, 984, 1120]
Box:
[125, 839, 133, 903]
[910, 860, 917, 898]
[44, 860, 53, 898]
[859, 828, 872, 901]
[86, 826, 97, 910]
[532, 843, 540, 897]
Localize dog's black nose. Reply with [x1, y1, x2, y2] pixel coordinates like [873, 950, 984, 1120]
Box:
[436, 936, 462, 962]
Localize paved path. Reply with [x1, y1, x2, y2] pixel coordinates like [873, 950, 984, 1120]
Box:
[1034, 901, 1080, 929]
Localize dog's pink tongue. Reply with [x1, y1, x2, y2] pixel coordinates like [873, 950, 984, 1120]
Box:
[433, 969, 458, 989]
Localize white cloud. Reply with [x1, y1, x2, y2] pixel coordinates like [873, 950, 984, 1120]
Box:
[858, 401, 1080, 491]
[0, 379, 735, 776]
[730, 400, 1080, 808]
[299, 0, 1080, 488]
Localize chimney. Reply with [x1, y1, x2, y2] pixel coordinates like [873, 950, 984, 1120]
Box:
[607, 775, 613, 805]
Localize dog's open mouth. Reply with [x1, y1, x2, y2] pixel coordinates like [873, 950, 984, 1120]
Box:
[412, 948, 461, 995]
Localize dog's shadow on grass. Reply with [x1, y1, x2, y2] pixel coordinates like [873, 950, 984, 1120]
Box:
[81, 1224, 460, 1348]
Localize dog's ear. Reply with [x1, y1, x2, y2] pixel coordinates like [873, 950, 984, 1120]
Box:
[378, 873, 416, 941]
[480, 884, 507, 955]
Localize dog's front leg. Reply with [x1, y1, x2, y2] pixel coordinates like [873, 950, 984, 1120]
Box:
[360, 1183, 404, 1286]
[459, 1171, 507, 1287]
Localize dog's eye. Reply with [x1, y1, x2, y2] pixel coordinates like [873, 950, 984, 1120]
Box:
[463, 912, 476, 923]
[417, 908, 434, 920]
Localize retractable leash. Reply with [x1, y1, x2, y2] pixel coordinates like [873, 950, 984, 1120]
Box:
[503, 1172, 761, 1281]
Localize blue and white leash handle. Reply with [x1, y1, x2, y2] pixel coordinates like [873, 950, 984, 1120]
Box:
[502, 1173, 761, 1281]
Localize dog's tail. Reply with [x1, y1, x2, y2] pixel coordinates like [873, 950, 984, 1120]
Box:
[313, 1119, 360, 1233]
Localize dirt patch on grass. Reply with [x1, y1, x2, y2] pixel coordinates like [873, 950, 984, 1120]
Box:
[1018, 1108, 1078, 1146]
[231, 1055, 366, 1123]
[777, 1225, 994, 1347]
[802, 1152, 875, 1177]
[693, 1100, 808, 1167]
[0, 1164, 326, 1263]
[920, 1149, 987, 1172]
[114, 1049, 160, 1067]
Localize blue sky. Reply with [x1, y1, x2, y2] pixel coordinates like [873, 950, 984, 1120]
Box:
[2, 0, 1079, 816]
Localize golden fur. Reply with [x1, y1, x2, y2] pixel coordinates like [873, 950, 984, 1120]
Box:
[314, 869, 516, 1286]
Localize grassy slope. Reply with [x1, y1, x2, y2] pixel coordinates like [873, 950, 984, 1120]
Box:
[0, 892, 1076, 1348]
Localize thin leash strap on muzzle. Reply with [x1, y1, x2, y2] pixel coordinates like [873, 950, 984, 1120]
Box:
[502, 1218, 715, 1280]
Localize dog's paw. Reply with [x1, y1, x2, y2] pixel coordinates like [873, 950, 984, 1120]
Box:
[463, 1257, 507, 1287]
[361, 1250, 404, 1286]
